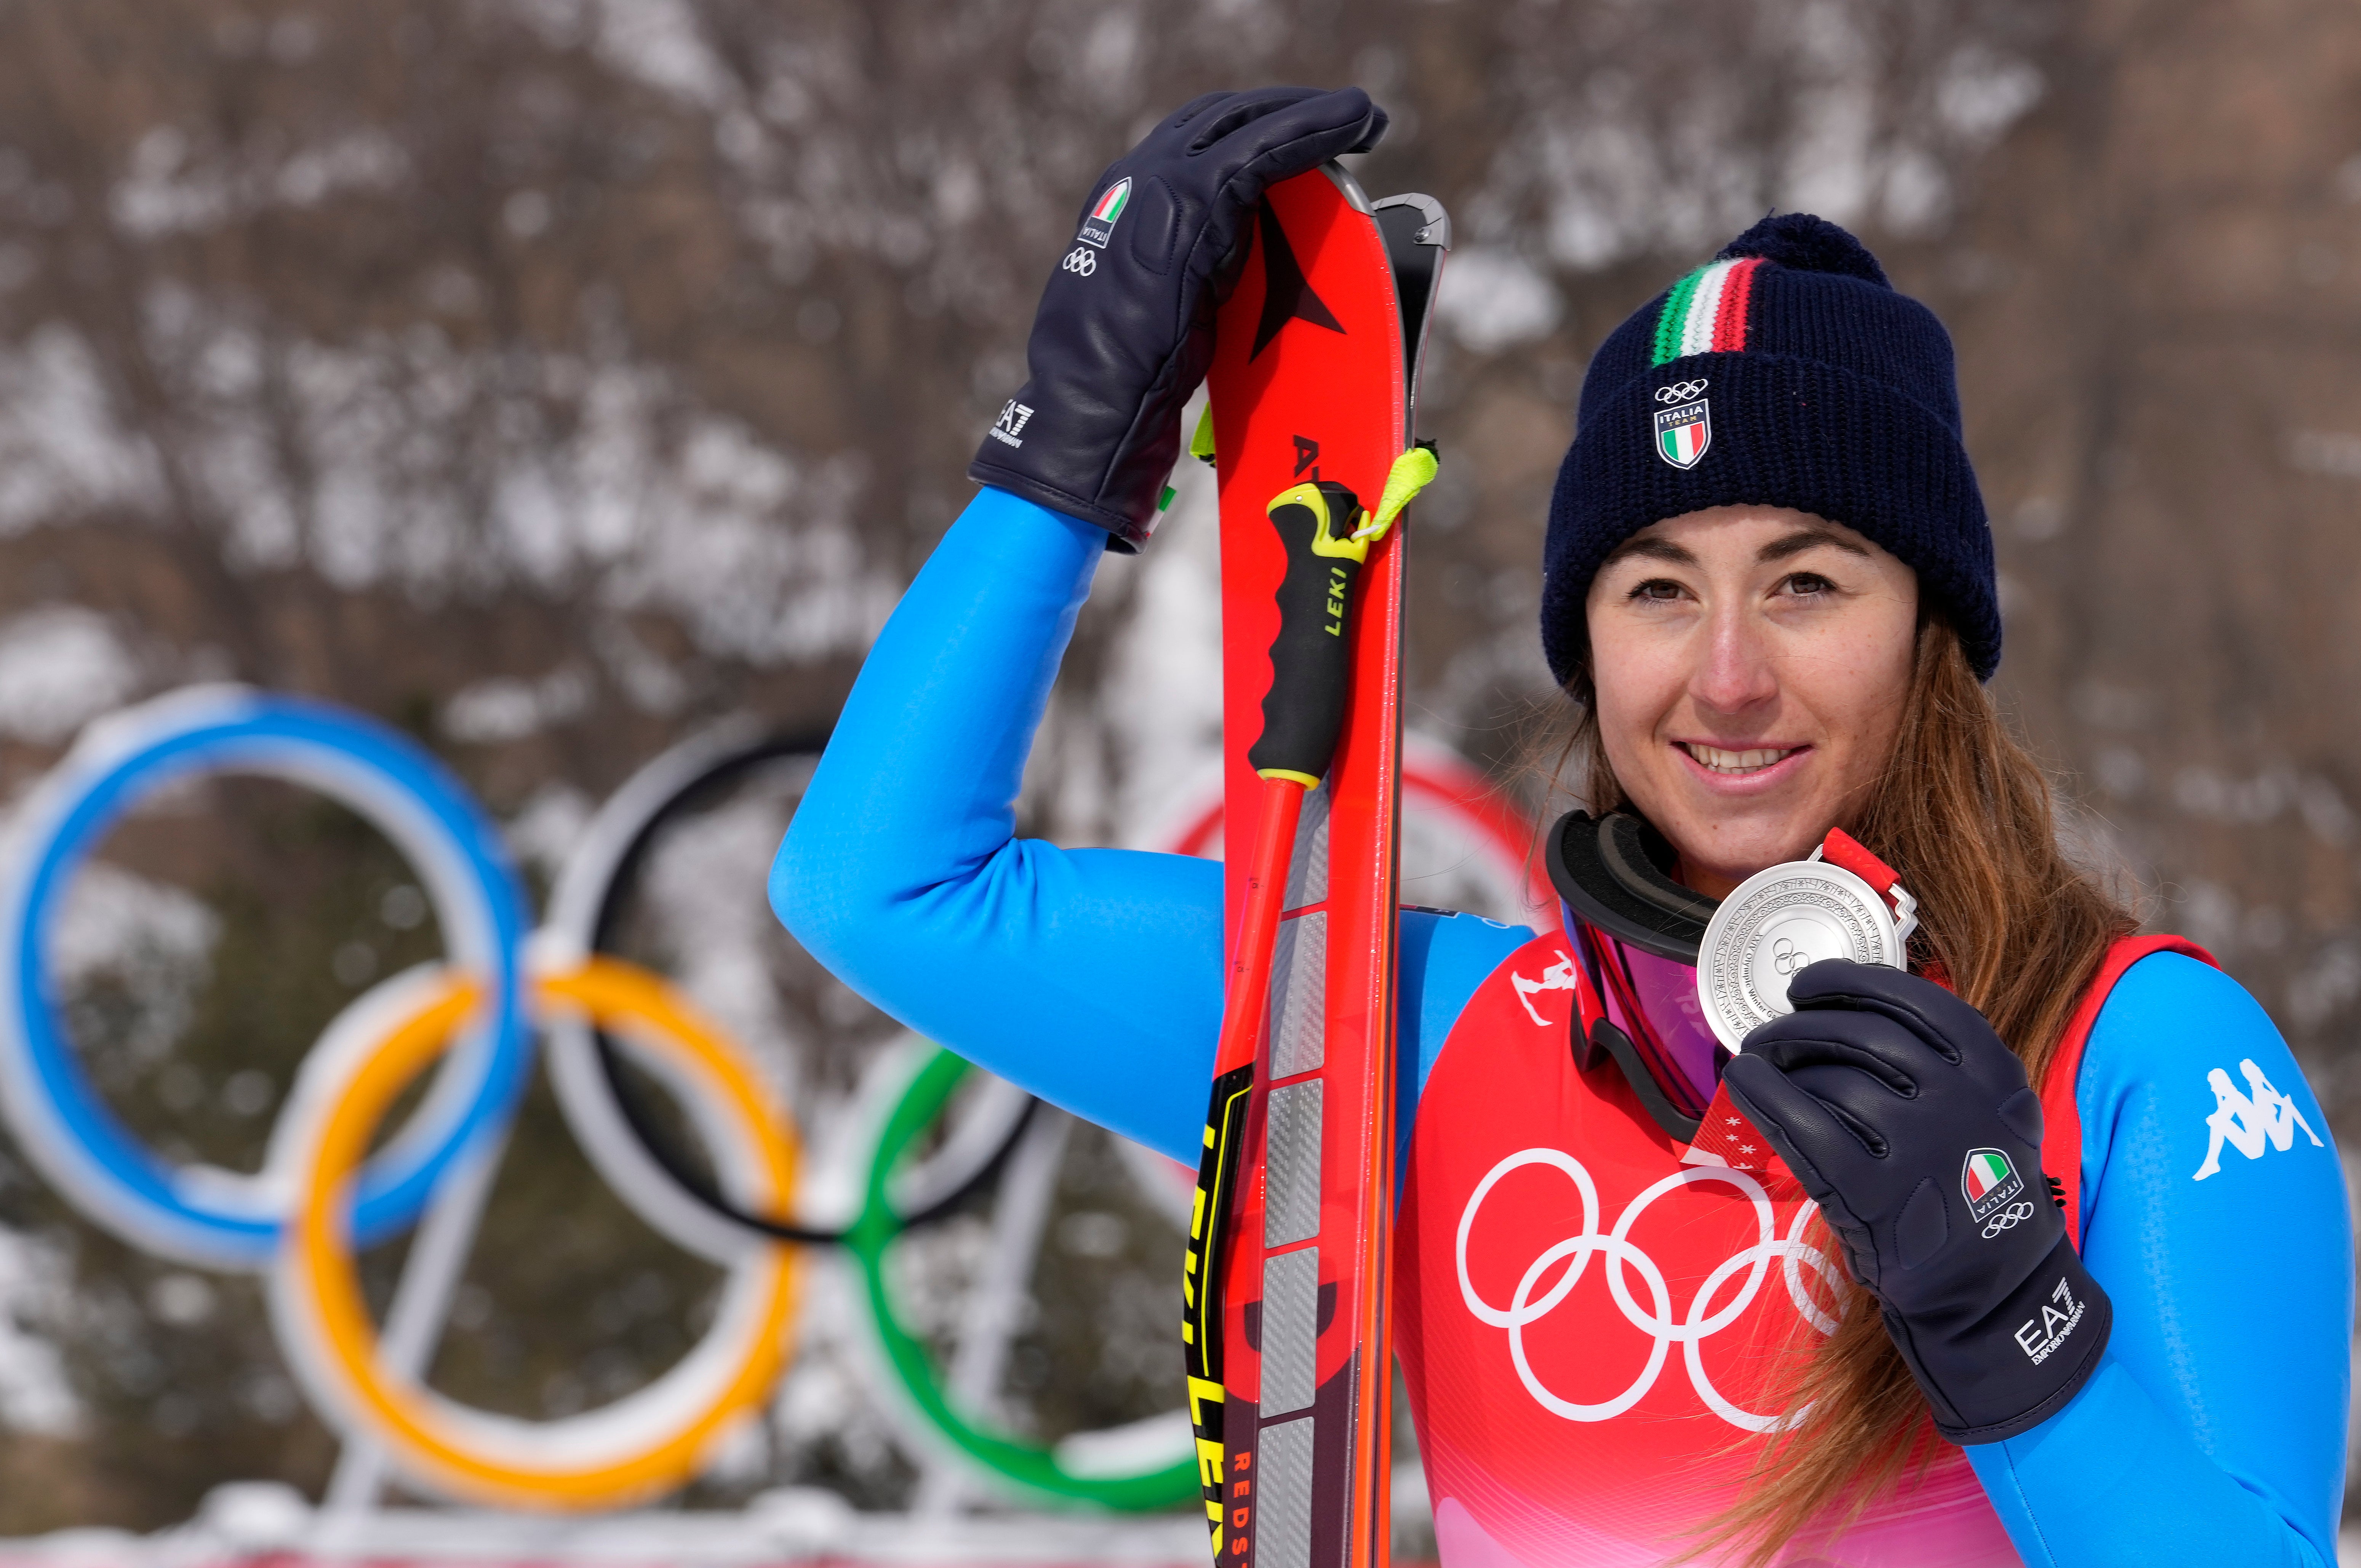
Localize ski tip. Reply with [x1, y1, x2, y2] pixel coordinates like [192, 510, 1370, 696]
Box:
[1372, 192, 1451, 251]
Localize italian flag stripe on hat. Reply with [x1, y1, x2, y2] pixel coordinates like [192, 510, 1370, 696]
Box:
[1649, 256, 1766, 365]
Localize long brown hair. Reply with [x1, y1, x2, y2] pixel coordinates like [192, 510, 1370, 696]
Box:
[1556, 614, 2135, 1563]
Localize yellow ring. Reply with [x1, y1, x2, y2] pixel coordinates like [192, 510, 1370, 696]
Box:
[272, 957, 800, 1510]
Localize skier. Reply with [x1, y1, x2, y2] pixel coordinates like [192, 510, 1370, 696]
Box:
[774, 88, 2350, 1566]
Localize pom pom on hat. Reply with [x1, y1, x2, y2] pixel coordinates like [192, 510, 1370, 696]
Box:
[1716, 212, 1889, 288]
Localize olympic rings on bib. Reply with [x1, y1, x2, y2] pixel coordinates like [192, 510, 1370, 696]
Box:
[270, 956, 801, 1511]
[1455, 1148, 1848, 1433]
[0, 687, 532, 1268]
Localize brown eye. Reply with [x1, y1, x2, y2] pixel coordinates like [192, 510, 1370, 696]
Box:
[1785, 572, 1835, 596]
[1630, 578, 1683, 602]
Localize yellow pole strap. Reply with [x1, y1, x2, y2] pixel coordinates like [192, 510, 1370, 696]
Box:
[1353, 445, 1440, 542]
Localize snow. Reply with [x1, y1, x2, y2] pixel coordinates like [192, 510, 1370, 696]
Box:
[591, 0, 735, 109]
[0, 328, 165, 536]
[442, 667, 593, 744]
[0, 606, 141, 743]
[85, 288, 904, 670]
[51, 862, 221, 1064]
[109, 126, 409, 240]
[0, 1231, 82, 1434]
[1434, 246, 1563, 354]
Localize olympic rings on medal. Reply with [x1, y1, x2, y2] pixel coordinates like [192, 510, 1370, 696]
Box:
[1982, 1200, 2037, 1238]
[269, 956, 801, 1510]
[1455, 1147, 1848, 1432]
[0, 686, 532, 1268]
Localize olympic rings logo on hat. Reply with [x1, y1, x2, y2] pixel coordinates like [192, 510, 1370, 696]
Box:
[1454, 1147, 1846, 1432]
[0, 688, 1199, 1515]
[1655, 378, 1710, 403]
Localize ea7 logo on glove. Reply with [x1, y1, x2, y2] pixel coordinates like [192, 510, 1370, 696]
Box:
[2014, 1277, 2087, 1366]
[1961, 1147, 2024, 1229]
[988, 401, 1035, 450]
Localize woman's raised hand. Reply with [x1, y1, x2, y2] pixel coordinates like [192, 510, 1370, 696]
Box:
[1721, 959, 2113, 1444]
[968, 86, 1387, 550]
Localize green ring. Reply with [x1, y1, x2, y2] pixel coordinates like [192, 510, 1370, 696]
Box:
[847, 1046, 1197, 1510]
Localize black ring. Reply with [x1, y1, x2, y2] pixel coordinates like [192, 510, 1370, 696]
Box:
[584, 731, 1035, 1245]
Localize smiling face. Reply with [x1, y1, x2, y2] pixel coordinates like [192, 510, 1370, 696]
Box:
[1582, 504, 1920, 900]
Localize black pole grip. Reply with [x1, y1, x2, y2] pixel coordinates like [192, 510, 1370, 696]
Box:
[1247, 479, 1374, 784]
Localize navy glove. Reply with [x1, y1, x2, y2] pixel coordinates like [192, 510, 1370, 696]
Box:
[1721, 959, 2110, 1444]
[969, 87, 1387, 550]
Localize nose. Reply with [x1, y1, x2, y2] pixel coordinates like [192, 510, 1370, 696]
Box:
[1689, 598, 1779, 717]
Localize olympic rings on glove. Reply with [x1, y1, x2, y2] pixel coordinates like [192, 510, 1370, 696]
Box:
[0, 687, 533, 1268]
[1982, 1200, 2037, 1238]
[269, 955, 801, 1511]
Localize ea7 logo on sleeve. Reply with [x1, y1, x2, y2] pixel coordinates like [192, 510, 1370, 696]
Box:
[2014, 1277, 2086, 1366]
[1961, 1148, 2023, 1226]
[2193, 1058, 2323, 1181]
[987, 400, 1034, 449]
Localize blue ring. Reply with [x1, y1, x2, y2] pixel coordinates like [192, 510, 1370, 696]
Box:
[1, 690, 532, 1267]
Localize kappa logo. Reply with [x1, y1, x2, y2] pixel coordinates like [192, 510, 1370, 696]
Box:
[2013, 1276, 2086, 1366]
[1077, 177, 1131, 248]
[2193, 1058, 2323, 1181]
[986, 400, 1034, 449]
[1653, 381, 1710, 469]
[1510, 949, 1581, 1028]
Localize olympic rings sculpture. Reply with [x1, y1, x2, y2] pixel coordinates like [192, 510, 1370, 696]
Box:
[1454, 1147, 1848, 1434]
[1, 687, 1545, 1513]
[0, 687, 533, 1268]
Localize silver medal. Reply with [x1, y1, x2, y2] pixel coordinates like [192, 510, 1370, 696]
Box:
[1696, 854, 1918, 1051]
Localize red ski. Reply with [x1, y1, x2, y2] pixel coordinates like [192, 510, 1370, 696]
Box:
[1182, 167, 1446, 1568]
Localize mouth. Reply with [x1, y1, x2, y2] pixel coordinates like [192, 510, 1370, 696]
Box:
[1677, 742, 1806, 777]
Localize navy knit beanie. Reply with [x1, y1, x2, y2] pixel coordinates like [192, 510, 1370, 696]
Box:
[1539, 213, 1998, 684]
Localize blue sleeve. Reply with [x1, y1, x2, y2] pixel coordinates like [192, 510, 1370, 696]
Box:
[773, 486, 1529, 1165]
[1965, 952, 2351, 1567]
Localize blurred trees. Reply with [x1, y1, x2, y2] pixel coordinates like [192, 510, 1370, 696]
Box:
[0, 0, 2351, 1531]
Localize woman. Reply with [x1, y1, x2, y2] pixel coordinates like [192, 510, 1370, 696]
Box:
[775, 88, 2350, 1567]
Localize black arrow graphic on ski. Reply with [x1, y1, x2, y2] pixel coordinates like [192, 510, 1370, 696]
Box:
[1251, 202, 1345, 359]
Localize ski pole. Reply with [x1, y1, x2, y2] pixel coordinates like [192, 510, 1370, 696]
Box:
[1214, 450, 1437, 1079]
